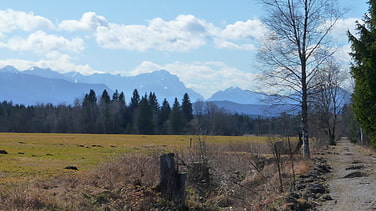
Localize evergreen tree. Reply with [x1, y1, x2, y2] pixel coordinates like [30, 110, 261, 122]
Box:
[148, 92, 160, 134]
[159, 98, 171, 134]
[181, 93, 193, 122]
[99, 90, 111, 133]
[82, 89, 98, 133]
[126, 89, 140, 133]
[169, 97, 184, 134]
[110, 90, 126, 134]
[348, 0, 376, 147]
[148, 92, 159, 111]
[100, 90, 111, 105]
[136, 96, 154, 134]
[119, 91, 126, 107]
[112, 89, 120, 101]
[129, 89, 140, 110]
[83, 89, 97, 107]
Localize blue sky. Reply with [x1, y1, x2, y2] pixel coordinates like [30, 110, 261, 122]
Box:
[0, 0, 369, 98]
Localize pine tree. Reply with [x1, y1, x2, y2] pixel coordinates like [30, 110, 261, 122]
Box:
[112, 89, 120, 101]
[169, 98, 184, 134]
[129, 89, 140, 110]
[148, 92, 160, 134]
[99, 90, 111, 133]
[159, 98, 171, 134]
[348, 0, 376, 147]
[181, 93, 193, 122]
[125, 89, 141, 133]
[100, 90, 111, 105]
[136, 96, 154, 134]
[119, 91, 126, 107]
[82, 89, 98, 133]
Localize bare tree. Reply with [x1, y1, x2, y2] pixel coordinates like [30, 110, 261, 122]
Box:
[311, 59, 348, 145]
[257, 0, 342, 158]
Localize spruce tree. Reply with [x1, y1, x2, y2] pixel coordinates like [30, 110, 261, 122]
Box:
[348, 0, 376, 147]
[136, 96, 154, 134]
[129, 89, 140, 110]
[159, 98, 171, 134]
[100, 90, 111, 105]
[112, 89, 120, 101]
[169, 98, 184, 134]
[119, 91, 126, 107]
[148, 92, 160, 134]
[82, 89, 98, 133]
[181, 93, 193, 122]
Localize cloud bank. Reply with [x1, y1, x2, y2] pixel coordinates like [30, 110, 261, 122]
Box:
[0, 9, 362, 97]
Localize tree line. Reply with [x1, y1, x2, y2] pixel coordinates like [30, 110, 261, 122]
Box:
[0, 89, 303, 136]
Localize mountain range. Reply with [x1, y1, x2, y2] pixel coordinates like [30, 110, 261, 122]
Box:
[0, 65, 351, 116]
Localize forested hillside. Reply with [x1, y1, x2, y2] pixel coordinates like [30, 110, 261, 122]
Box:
[0, 89, 300, 136]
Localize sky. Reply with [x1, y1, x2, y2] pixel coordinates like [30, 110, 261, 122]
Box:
[0, 0, 369, 98]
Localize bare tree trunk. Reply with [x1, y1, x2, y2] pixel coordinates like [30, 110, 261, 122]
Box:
[158, 153, 186, 207]
[302, 62, 310, 158]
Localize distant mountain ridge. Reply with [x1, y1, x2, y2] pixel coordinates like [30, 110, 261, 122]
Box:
[0, 66, 204, 105]
[208, 87, 270, 104]
[0, 66, 109, 105]
[0, 66, 352, 117]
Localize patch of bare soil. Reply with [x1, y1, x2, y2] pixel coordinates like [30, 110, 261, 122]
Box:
[318, 138, 376, 211]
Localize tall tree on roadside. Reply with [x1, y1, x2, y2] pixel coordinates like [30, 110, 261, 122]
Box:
[348, 0, 376, 147]
[258, 0, 342, 158]
[311, 60, 347, 145]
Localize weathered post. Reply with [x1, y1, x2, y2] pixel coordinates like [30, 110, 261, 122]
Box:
[158, 153, 186, 207]
[274, 141, 284, 193]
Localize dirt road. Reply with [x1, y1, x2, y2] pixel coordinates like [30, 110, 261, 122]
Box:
[318, 138, 376, 211]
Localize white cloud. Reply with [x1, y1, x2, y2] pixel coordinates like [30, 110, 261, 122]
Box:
[94, 15, 267, 52]
[333, 44, 352, 64]
[214, 19, 267, 50]
[214, 39, 257, 50]
[0, 9, 54, 34]
[0, 31, 84, 54]
[324, 18, 360, 43]
[220, 19, 267, 41]
[59, 12, 109, 31]
[96, 15, 218, 52]
[0, 9, 265, 53]
[129, 61, 259, 98]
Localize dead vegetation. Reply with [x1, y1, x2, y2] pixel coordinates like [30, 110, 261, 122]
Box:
[0, 136, 312, 210]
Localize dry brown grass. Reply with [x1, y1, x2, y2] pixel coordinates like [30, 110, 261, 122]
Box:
[0, 136, 311, 210]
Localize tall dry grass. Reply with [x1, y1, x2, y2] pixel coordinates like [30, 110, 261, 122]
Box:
[0, 137, 312, 210]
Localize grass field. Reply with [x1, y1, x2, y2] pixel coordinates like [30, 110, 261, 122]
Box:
[0, 133, 271, 184]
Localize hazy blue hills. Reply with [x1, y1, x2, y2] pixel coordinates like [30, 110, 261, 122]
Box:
[0, 66, 351, 117]
[65, 70, 204, 103]
[0, 66, 204, 105]
[208, 87, 270, 105]
[0, 66, 109, 105]
[207, 86, 351, 117]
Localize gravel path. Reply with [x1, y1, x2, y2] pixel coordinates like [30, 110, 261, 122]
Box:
[318, 138, 376, 211]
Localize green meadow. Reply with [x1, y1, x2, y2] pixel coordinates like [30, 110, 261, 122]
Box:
[0, 133, 270, 184]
